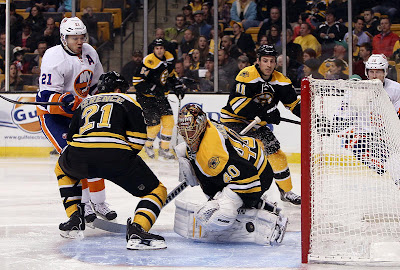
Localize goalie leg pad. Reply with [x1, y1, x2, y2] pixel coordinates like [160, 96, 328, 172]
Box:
[174, 199, 288, 245]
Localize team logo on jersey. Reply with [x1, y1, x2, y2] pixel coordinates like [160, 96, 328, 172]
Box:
[240, 71, 249, 78]
[11, 97, 41, 133]
[74, 69, 93, 97]
[208, 157, 220, 169]
[160, 69, 169, 85]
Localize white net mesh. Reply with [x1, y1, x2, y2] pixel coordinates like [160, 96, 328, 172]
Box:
[308, 78, 400, 262]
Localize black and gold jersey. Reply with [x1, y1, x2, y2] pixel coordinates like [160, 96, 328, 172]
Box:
[67, 93, 147, 155]
[220, 64, 301, 126]
[187, 121, 271, 206]
[132, 51, 176, 97]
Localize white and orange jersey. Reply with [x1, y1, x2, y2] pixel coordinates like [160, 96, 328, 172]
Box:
[36, 43, 104, 116]
[383, 78, 400, 114]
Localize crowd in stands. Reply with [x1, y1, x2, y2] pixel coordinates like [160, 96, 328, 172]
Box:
[122, 0, 400, 93]
[1, 0, 400, 92]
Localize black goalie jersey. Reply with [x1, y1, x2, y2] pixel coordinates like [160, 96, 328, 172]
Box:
[66, 93, 147, 155]
[188, 121, 273, 207]
[220, 65, 301, 126]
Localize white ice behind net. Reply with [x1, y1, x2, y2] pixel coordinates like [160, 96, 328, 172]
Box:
[308, 79, 400, 263]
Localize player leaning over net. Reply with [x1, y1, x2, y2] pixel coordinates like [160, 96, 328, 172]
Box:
[174, 104, 288, 245]
[55, 71, 168, 249]
[35, 17, 117, 225]
[220, 45, 301, 205]
[132, 38, 185, 161]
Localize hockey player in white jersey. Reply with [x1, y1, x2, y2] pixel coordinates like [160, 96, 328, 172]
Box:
[35, 17, 117, 235]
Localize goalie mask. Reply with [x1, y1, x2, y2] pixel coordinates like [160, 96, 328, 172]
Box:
[97, 71, 129, 94]
[178, 104, 208, 153]
[365, 54, 388, 78]
[60, 17, 88, 54]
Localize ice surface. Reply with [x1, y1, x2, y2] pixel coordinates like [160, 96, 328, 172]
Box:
[0, 157, 397, 270]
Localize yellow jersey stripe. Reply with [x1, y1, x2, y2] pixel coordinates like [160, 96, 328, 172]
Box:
[126, 131, 147, 138]
[69, 141, 132, 150]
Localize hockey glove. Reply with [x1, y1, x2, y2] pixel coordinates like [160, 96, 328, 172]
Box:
[260, 104, 281, 124]
[174, 84, 185, 100]
[60, 92, 81, 114]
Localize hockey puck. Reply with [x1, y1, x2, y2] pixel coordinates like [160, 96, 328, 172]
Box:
[246, 222, 255, 232]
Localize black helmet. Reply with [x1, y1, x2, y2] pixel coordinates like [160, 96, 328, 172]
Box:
[257, 45, 278, 59]
[153, 38, 165, 48]
[97, 71, 129, 94]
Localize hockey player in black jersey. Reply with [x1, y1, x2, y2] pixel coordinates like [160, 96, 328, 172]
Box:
[55, 71, 167, 250]
[174, 104, 288, 245]
[220, 45, 301, 205]
[132, 38, 185, 161]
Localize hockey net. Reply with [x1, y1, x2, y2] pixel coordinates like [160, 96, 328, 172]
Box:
[301, 78, 400, 264]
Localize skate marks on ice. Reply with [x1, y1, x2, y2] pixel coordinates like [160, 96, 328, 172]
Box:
[60, 231, 302, 268]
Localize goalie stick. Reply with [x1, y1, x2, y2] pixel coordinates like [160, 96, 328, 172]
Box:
[0, 94, 64, 106]
[92, 181, 189, 233]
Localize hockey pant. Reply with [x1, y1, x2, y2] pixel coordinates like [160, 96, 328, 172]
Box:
[38, 113, 108, 204]
[174, 199, 288, 245]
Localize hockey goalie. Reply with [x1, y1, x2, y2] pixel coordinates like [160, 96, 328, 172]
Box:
[173, 103, 288, 245]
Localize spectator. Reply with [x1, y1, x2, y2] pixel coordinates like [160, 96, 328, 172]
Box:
[218, 0, 231, 26]
[258, 35, 268, 47]
[24, 40, 48, 74]
[26, 0, 57, 12]
[1, 63, 24, 91]
[276, 54, 297, 86]
[329, 0, 348, 23]
[326, 58, 347, 80]
[14, 22, 38, 53]
[195, 35, 211, 66]
[218, 48, 239, 90]
[353, 42, 372, 80]
[121, 50, 143, 87]
[293, 22, 321, 56]
[305, 0, 327, 25]
[296, 48, 317, 84]
[182, 5, 194, 26]
[220, 35, 241, 59]
[371, 1, 400, 22]
[58, 0, 72, 12]
[148, 30, 176, 58]
[175, 59, 198, 92]
[363, 8, 379, 37]
[303, 58, 323, 79]
[316, 9, 347, 60]
[180, 29, 196, 56]
[5, 3, 24, 44]
[346, 34, 359, 63]
[372, 17, 399, 58]
[201, 2, 213, 25]
[209, 24, 223, 52]
[237, 55, 250, 70]
[266, 24, 281, 48]
[230, 0, 259, 30]
[25, 6, 46, 34]
[230, 21, 256, 62]
[318, 40, 349, 78]
[81, 7, 98, 46]
[188, 48, 202, 69]
[287, 0, 307, 24]
[255, 0, 280, 22]
[199, 54, 230, 92]
[258, 6, 290, 42]
[12, 47, 25, 73]
[188, 10, 212, 39]
[344, 16, 371, 46]
[190, 0, 203, 12]
[0, 32, 15, 61]
[40, 17, 60, 48]
[164, 14, 187, 46]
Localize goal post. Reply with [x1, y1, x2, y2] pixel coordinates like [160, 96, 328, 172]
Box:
[301, 77, 400, 264]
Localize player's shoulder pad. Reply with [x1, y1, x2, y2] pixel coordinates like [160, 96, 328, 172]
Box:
[164, 51, 174, 62]
[82, 43, 99, 55]
[269, 70, 292, 86]
[235, 65, 263, 83]
[41, 45, 66, 67]
[143, 53, 162, 69]
[195, 121, 229, 177]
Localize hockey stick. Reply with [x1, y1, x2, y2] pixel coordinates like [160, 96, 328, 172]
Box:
[281, 117, 301, 125]
[0, 94, 64, 106]
[240, 116, 262, 135]
[92, 181, 189, 233]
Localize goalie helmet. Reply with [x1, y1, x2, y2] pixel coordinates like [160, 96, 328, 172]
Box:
[177, 103, 208, 153]
[97, 71, 129, 94]
[60, 17, 87, 54]
[257, 45, 278, 59]
[365, 54, 388, 78]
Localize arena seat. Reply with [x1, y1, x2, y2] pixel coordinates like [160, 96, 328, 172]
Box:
[16, 11, 30, 19]
[103, 8, 122, 29]
[103, 0, 125, 9]
[97, 22, 111, 42]
[80, 0, 102, 12]
[245, 27, 260, 43]
[14, 0, 31, 10]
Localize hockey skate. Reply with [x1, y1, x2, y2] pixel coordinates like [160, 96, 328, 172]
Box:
[92, 202, 117, 221]
[84, 202, 96, 228]
[144, 145, 155, 159]
[126, 218, 166, 250]
[278, 186, 301, 205]
[158, 147, 176, 161]
[59, 204, 85, 239]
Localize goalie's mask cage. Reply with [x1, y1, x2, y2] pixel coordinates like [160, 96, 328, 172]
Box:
[301, 78, 400, 265]
[177, 103, 208, 153]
